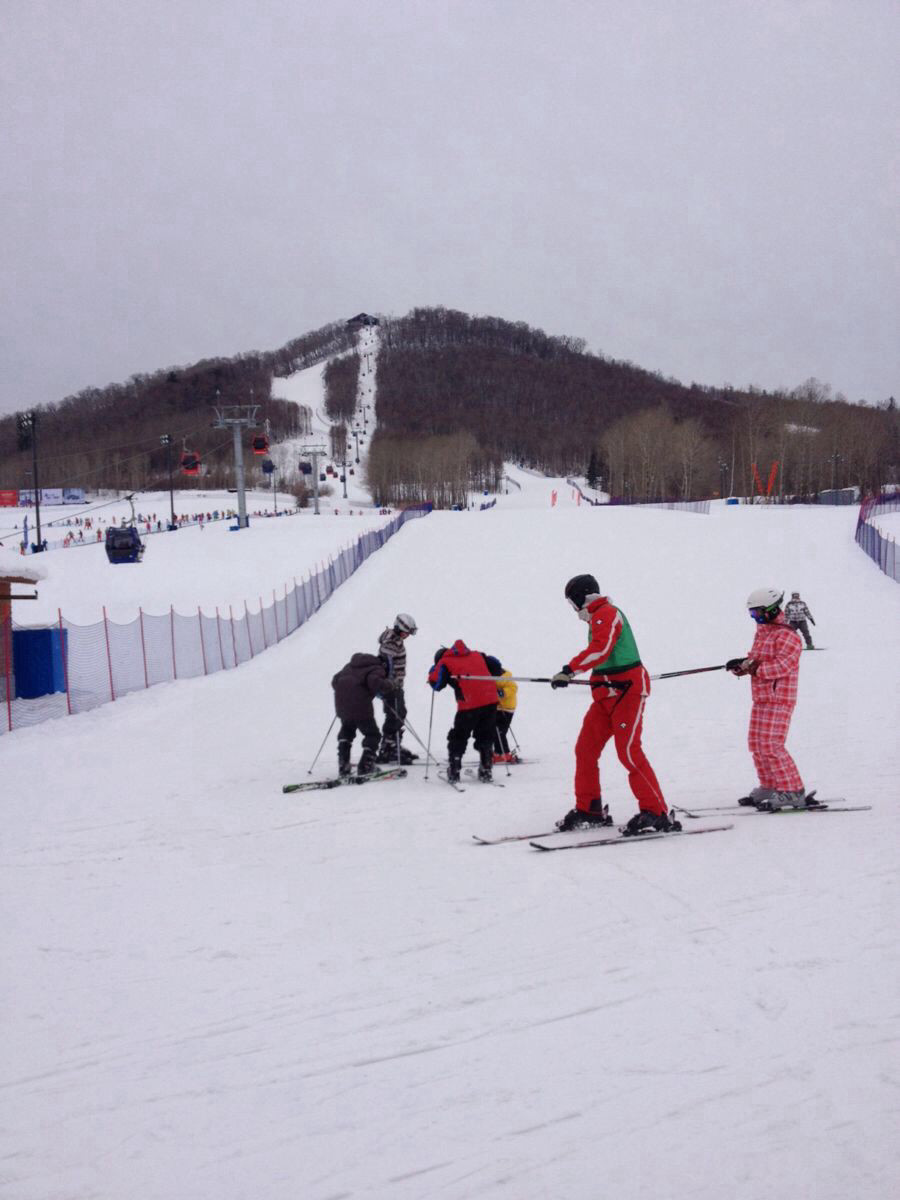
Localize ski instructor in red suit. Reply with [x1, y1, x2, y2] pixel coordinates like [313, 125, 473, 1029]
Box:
[551, 575, 677, 836]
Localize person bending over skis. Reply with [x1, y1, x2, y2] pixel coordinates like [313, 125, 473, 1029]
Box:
[428, 640, 502, 783]
[550, 574, 675, 836]
[332, 653, 397, 778]
[727, 587, 808, 810]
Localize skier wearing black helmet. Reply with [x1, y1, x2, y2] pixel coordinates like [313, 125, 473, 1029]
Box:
[550, 575, 674, 836]
[376, 613, 419, 764]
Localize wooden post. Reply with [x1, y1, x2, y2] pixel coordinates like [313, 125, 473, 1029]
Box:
[170, 605, 177, 679]
[58, 609, 71, 716]
[215, 607, 225, 671]
[102, 606, 116, 701]
[138, 607, 149, 689]
[197, 607, 208, 675]
[229, 605, 238, 666]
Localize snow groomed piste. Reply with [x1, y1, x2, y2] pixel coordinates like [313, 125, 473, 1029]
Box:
[3, 462, 897, 1198]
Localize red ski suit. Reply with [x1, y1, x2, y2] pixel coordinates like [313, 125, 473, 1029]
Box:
[744, 615, 804, 792]
[566, 597, 667, 816]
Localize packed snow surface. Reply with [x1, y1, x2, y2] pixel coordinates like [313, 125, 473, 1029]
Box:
[2, 470, 898, 1200]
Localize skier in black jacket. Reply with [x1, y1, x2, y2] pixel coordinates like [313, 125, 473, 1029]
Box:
[332, 653, 396, 777]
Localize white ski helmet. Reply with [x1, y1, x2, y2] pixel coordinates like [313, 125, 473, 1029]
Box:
[746, 587, 783, 616]
[395, 613, 417, 635]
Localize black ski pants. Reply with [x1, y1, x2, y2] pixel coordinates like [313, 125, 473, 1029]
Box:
[493, 710, 514, 754]
[447, 704, 498, 762]
[338, 717, 380, 765]
[788, 619, 814, 649]
[381, 687, 407, 743]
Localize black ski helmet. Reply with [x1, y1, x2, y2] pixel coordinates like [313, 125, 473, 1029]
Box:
[564, 574, 600, 610]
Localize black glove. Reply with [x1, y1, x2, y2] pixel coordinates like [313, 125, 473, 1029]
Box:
[551, 665, 574, 689]
[727, 657, 758, 677]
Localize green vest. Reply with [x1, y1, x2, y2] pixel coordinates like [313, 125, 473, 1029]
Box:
[589, 606, 641, 676]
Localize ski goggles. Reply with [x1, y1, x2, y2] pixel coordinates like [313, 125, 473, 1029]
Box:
[749, 606, 775, 623]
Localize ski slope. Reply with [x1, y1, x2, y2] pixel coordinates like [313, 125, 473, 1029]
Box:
[2, 474, 898, 1200]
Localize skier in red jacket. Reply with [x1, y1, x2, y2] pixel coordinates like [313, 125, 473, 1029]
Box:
[428, 640, 502, 783]
[727, 587, 808, 809]
[550, 574, 676, 836]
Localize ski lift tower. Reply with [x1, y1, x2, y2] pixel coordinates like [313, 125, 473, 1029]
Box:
[304, 445, 328, 515]
[212, 404, 260, 529]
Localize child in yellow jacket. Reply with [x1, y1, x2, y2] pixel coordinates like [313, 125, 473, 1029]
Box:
[493, 670, 519, 763]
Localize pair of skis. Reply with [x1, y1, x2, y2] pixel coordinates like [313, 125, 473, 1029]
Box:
[474, 796, 870, 850]
[282, 767, 407, 793]
[473, 824, 733, 851]
[672, 794, 870, 818]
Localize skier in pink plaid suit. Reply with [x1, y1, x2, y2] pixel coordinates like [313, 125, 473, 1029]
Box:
[726, 587, 808, 810]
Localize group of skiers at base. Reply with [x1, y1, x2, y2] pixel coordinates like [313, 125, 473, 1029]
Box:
[332, 577, 811, 831]
[331, 617, 520, 783]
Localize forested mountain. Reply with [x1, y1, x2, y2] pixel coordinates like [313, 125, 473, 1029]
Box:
[0, 322, 354, 494]
[354, 309, 898, 502]
[2, 307, 896, 503]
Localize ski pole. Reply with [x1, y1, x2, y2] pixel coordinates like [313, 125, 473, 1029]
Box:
[650, 664, 727, 681]
[308, 714, 338, 774]
[424, 689, 437, 779]
[457, 665, 728, 685]
[397, 711, 442, 768]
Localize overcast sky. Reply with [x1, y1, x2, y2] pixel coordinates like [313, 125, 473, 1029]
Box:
[2, 0, 897, 416]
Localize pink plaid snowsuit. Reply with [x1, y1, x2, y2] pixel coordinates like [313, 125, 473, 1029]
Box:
[745, 616, 804, 791]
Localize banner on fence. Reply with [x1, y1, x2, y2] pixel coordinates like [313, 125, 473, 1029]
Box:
[0, 489, 18, 507]
[19, 487, 82, 506]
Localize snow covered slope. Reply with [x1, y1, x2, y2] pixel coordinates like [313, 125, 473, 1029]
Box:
[2, 479, 898, 1200]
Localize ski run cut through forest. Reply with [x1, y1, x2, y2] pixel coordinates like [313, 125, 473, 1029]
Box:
[2, 462, 898, 1200]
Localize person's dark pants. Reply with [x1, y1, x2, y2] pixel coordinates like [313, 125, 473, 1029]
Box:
[448, 704, 498, 763]
[380, 688, 407, 747]
[338, 717, 380, 767]
[493, 710, 514, 754]
[789, 620, 814, 649]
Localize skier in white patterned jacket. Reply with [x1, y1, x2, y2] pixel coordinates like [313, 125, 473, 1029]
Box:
[376, 613, 419, 763]
[783, 592, 816, 649]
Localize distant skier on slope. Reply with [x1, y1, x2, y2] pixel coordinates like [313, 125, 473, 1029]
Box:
[332, 653, 397, 778]
[783, 591, 816, 649]
[550, 574, 675, 835]
[428, 641, 502, 783]
[726, 587, 807, 809]
[376, 613, 419, 764]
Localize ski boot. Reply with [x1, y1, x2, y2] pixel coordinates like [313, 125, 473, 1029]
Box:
[338, 741, 352, 779]
[377, 739, 420, 765]
[446, 753, 463, 784]
[756, 789, 808, 812]
[476, 746, 493, 783]
[622, 809, 682, 837]
[357, 749, 377, 777]
[556, 800, 612, 832]
[738, 786, 775, 807]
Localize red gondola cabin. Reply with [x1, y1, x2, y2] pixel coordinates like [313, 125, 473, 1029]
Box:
[181, 452, 201, 476]
[252, 435, 269, 455]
